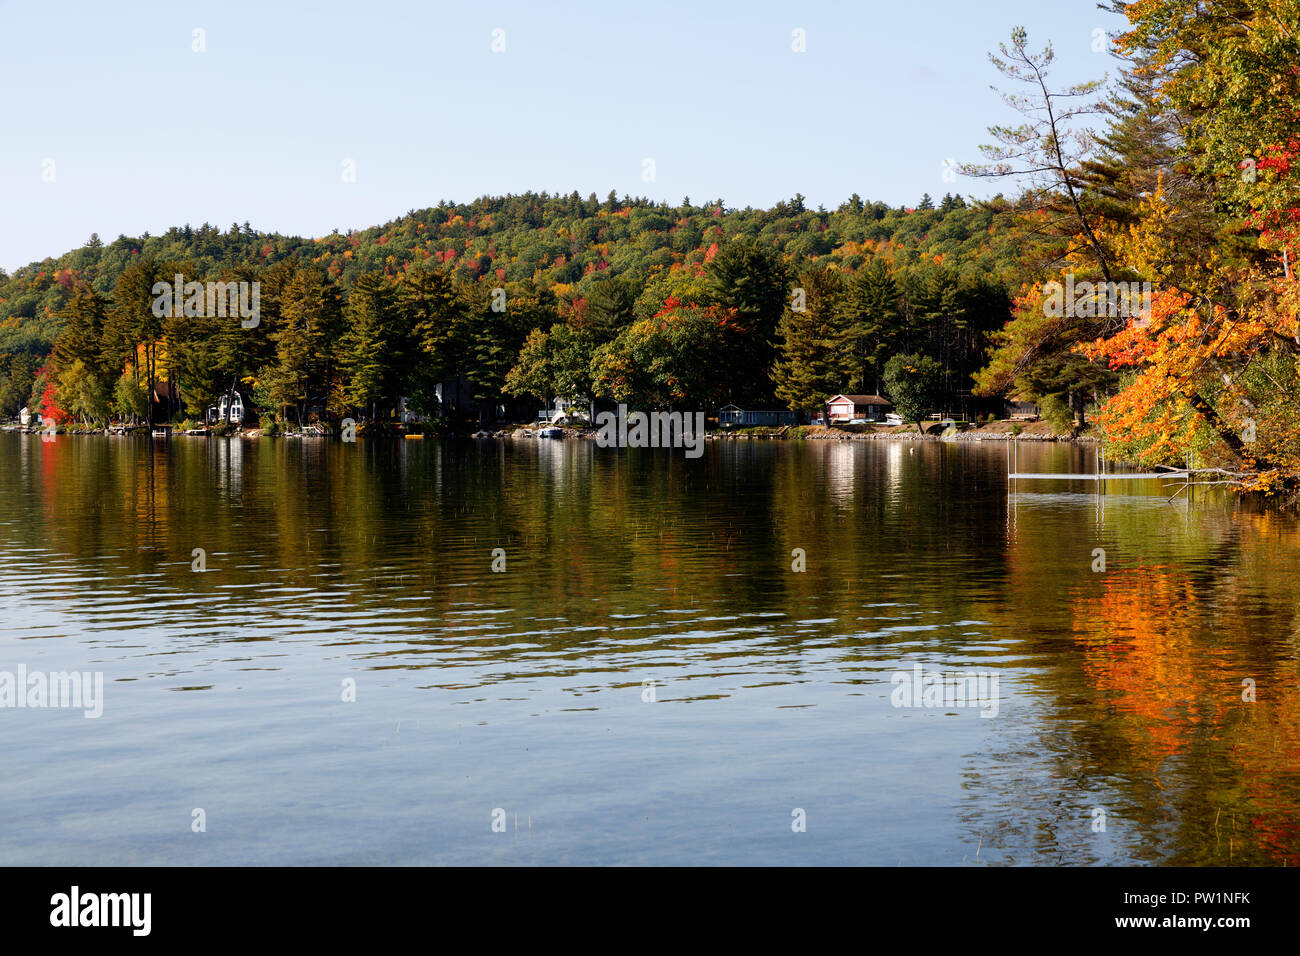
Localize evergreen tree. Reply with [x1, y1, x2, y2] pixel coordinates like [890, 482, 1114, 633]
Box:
[0, 352, 38, 416]
[467, 284, 553, 416]
[845, 259, 901, 394]
[52, 284, 109, 379]
[340, 272, 400, 419]
[103, 259, 172, 424]
[266, 266, 342, 425]
[705, 240, 790, 402]
[401, 264, 467, 414]
[774, 266, 848, 412]
[583, 275, 640, 342]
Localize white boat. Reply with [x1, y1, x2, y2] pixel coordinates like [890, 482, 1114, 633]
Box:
[538, 427, 563, 438]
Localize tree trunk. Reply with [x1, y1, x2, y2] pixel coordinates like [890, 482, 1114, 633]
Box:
[146, 344, 155, 427]
[1187, 391, 1250, 462]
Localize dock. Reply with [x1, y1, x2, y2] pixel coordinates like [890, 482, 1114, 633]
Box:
[1006, 438, 1191, 488]
[1008, 471, 1187, 481]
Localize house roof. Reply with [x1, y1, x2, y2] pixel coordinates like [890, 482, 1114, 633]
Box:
[827, 394, 892, 406]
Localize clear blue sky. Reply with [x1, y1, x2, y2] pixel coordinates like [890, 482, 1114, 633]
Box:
[0, 0, 1125, 272]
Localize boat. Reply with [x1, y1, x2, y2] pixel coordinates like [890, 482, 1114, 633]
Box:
[538, 426, 563, 438]
[404, 433, 424, 440]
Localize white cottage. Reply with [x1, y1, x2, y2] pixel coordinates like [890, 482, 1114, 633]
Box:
[207, 391, 248, 425]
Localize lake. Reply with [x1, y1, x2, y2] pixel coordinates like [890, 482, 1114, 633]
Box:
[1, 432, 1297, 865]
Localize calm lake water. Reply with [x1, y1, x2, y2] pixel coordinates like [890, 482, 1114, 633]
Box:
[1, 432, 1297, 865]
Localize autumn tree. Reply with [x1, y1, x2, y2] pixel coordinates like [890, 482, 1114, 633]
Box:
[58, 359, 109, 424]
[1072, 0, 1300, 485]
[591, 299, 734, 409]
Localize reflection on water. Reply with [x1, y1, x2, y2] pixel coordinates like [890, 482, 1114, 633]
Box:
[0, 433, 1296, 865]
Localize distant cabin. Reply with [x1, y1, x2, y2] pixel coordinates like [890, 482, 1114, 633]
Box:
[825, 394, 893, 423]
[207, 391, 249, 425]
[18, 406, 29, 426]
[718, 405, 799, 427]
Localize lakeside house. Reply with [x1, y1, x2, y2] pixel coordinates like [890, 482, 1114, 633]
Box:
[718, 405, 799, 427]
[825, 394, 893, 423]
[206, 390, 250, 425]
[18, 407, 29, 426]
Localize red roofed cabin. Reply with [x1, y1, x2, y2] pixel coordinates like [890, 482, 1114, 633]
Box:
[824, 394, 893, 424]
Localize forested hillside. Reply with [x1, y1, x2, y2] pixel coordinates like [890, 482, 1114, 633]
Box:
[0, 190, 1024, 426]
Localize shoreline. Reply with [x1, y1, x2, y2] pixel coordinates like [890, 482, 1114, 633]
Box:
[506, 419, 1097, 443]
[1, 421, 1097, 443]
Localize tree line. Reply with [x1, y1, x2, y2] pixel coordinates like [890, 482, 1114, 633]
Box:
[1, 191, 1015, 428]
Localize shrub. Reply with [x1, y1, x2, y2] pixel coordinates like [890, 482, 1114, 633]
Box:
[1038, 394, 1075, 433]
